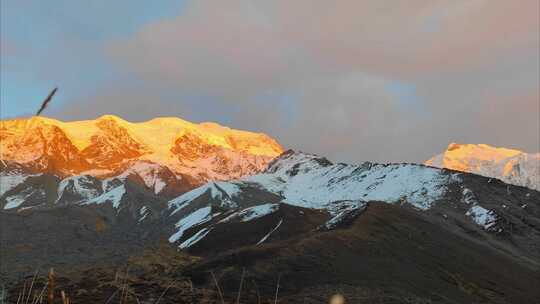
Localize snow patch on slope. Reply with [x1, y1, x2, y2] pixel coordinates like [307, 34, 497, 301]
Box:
[116, 161, 169, 194]
[57, 175, 101, 202]
[179, 228, 212, 249]
[462, 188, 498, 230]
[82, 185, 125, 208]
[169, 206, 213, 243]
[257, 219, 283, 245]
[139, 206, 150, 222]
[3, 188, 41, 209]
[0, 174, 30, 197]
[219, 203, 280, 223]
[324, 200, 367, 229]
[466, 205, 497, 230]
[168, 181, 242, 214]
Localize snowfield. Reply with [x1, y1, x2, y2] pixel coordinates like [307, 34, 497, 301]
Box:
[466, 205, 497, 230]
[461, 187, 498, 230]
[168, 181, 242, 214]
[219, 203, 280, 223]
[165, 151, 472, 246]
[0, 173, 34, 196]
[245, 151, 457, 210]
[169, 207, 213, 243]
[82, 185, 126, 208]
[57, 175, 102, 202]
[4, 188, 42, 209]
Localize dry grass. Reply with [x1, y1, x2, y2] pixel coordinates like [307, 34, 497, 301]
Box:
[6, 269, 354, 303]
[6, 268, 71, 304]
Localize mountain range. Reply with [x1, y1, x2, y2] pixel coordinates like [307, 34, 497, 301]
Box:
[1, 115, 539, 303]
[0, 115, 282, 197]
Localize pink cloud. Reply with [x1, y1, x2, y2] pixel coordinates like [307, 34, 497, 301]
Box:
[98, 0, 540, 162]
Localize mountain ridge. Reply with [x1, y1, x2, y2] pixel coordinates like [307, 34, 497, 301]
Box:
[0, 115, 282, 155]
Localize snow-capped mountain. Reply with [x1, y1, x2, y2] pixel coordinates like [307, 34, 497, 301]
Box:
[0, 115, 283, 196]
[2, 123, 539, 303]
[3, 149, 539, 303]
[162, 150, 539, 255]
[426, 143, 539, 191]
[4, 149, 538, 238]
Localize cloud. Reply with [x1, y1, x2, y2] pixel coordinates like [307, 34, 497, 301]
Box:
[10, 0, 539, 163]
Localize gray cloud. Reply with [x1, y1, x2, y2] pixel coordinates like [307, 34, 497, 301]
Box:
[55, 0, 538, 163]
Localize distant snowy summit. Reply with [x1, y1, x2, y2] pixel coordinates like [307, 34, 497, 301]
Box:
[426, 143, 539, 191]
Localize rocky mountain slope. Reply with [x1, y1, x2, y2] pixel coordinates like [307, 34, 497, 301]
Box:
[426, 143, 539, 191]
[2, 150, 539, 303]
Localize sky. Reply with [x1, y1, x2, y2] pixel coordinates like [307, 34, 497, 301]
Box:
[1, 0, 539, 163]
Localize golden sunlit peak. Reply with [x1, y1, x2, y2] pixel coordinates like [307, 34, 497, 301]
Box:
[443, 143, 523, 160]
[26, 115, 59, 125]
[446, 142, 462, 151]
[1, 114, 284, 166]
[426, 142, 529, 172]
[97, 114, 126, 122]
[427, 142, 539, 190]
[146, 116, 192, 125]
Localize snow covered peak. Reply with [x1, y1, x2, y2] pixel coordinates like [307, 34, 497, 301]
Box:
[168, 180, 243, 212]
[253, 155, 456, 210]
[96, 114, 127, 123]
[265, 150, 334, 175]
[167, 149, 460, 214]
[427, 143, 523, 170]
[426, 143, 539, 190]
[0, 120, 90, 175]
[0, 115, 284, 186]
